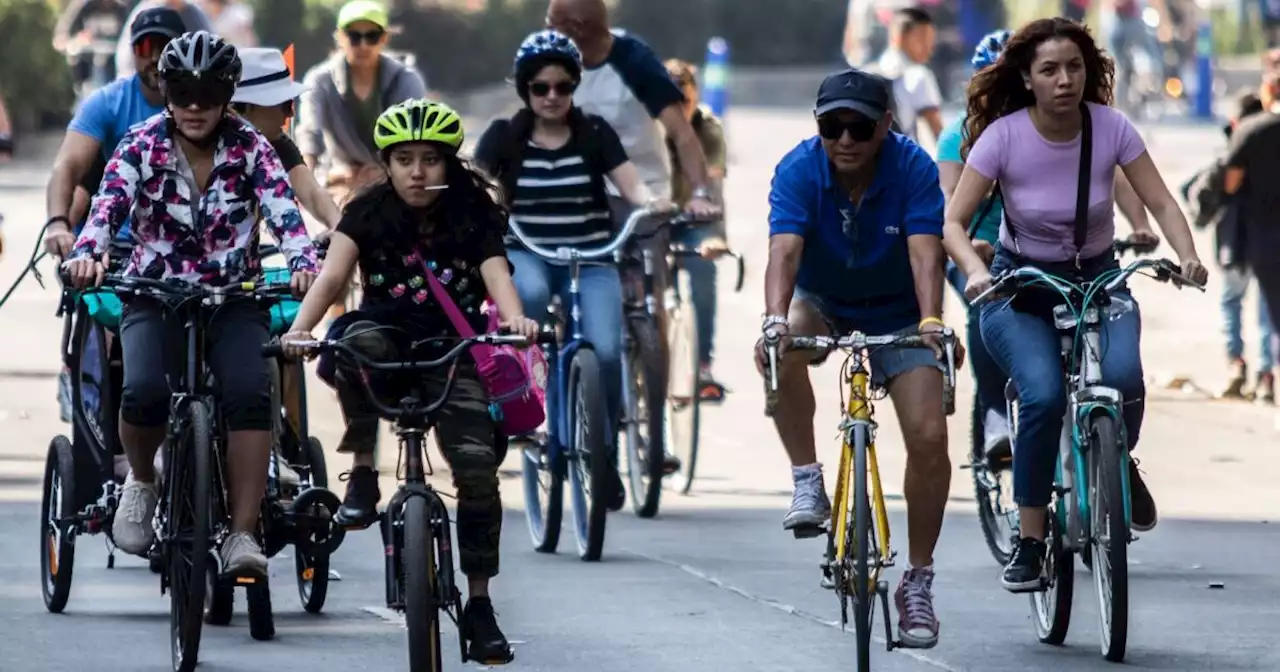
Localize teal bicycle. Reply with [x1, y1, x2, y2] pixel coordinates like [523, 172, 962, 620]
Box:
[972, 256, 1203, 663]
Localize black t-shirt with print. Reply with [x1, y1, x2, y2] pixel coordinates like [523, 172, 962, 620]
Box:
[335, 198, 507, 342]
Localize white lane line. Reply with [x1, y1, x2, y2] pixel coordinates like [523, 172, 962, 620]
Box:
[623, 549, 963, 672]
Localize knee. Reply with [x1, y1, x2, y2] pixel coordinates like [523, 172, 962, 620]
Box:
[452, 453, 501, 503]
[588, 326, 623, 371]
[120, 370, 169, 427]
[1018, 377, 1067, 422]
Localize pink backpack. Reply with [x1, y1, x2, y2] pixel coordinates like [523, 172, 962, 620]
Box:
[421, 265, 548, 436]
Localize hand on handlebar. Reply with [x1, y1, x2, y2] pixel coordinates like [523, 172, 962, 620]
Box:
[698, 235, 731, 260]
[1178, 257, 1209, 287]
[1126, 229, 1160, 250]
[290, 270, 317, 297]
[685, 195, 721, 218]
[754, 326, 790, 377]
[500, 315, 541, 342]
[43, 224, 75, 258]
[920, 322, 965, 370]
[963, 268, 995, 302]
[62, 254, 106, 289]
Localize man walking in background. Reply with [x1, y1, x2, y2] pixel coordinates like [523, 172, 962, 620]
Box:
[867, 7, 944, 144]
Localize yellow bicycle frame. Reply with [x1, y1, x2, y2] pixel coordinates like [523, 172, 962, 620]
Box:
[830, 367, 893, 590]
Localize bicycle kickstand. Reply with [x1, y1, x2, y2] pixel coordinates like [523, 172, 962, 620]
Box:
[878, 585, 898, 651]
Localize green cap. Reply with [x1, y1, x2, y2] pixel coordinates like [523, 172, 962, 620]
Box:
[337, 0, 389, 30]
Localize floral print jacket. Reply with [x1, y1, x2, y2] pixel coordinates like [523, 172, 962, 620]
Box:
[69, 112, 318, 284]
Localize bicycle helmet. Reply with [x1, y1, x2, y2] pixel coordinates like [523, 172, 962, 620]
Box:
[159, 31, 242, 85]
[373, 99, 464, 153]
[513, 30, 582, 101]
[971, 29, 1012, 71]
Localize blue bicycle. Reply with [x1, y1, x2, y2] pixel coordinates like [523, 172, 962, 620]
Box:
[511, 207, 657, 562]
[972, 256, 1202, 663]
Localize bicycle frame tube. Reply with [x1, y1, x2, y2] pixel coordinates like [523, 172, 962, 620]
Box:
[834, 368, 891, 568]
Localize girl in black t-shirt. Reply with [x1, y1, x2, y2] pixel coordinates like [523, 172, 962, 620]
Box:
[281, 99, 535, 664]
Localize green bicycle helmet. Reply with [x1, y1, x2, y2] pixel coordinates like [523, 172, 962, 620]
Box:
[373, 99, 464, 152]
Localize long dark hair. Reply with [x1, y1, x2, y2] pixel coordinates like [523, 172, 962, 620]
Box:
[961, 17, 1114, 159]
[342, 148, 508, 264]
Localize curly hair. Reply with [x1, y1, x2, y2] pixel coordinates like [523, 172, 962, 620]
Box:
[341, 150, 508, 266]
[961, 17, 1114, 160]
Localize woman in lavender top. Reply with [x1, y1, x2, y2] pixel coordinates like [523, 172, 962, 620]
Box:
[940, 18, 1208, 592]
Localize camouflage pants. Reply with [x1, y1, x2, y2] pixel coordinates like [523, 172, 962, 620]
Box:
[333, 323, 506, 578]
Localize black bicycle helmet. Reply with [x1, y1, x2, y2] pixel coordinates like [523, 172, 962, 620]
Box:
[159, 31, 242, 85]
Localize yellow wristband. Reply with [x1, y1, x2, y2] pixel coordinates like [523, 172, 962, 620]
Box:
[919, 316, 946, 330]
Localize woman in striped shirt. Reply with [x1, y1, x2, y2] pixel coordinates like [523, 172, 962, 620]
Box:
[474, 29, 661, 510]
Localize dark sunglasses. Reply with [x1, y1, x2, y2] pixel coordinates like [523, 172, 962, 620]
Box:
[345, 28, 385, 46]
[165, 78, 235, 110]
[132, 35, 171, 59]
[817, 115, 878, 142]
[232, 100, 295, 118]
[528, 81, 577, 98]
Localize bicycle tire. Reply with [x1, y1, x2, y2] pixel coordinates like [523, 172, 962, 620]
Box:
[402, 495, 444, 672]
[203, 566, 233, 625]
[247, 578, 275, 641]
[566, 349, 608, 561]
[521, 433, 564, 553]
[170, 399, 212, 672]
[304, 436, 328, 489]
[667, 284, 701, 495]
[623, 316, 667, 518]
[1032, 504, 1074, 645]
[1090, 414, 1128, 662]
[851, 423, 874, 672]
[40, 435, 77, 613]
[972, 393, 1015, 566]
[70, 307, 116, 504]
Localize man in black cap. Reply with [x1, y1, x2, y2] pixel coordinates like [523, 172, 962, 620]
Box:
[41, 6, 184, 431]
[754, 67, 952, 650]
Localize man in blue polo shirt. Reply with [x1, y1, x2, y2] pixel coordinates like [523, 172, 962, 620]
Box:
[757, 68, 952, 651]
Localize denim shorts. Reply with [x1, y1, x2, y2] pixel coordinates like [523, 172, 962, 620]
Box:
[792, 287, 943, 388]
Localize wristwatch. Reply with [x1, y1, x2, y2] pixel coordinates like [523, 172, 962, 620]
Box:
[761, 314, 788, 332]
[691, 185, 713, 202]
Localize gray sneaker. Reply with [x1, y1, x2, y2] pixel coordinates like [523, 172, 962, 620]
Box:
[895, 568, 940, 649]
[782, 466, 831, 531]
[111, 476, 158, 555]
[221, 532, 268, 578]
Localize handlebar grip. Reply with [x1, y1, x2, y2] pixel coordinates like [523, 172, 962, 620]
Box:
[261, 343, 286, 358]
[733, 253, 745, 293]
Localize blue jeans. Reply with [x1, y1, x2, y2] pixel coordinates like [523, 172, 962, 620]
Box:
[979, 258, 1146, 508]
[508, 248, 625, 438]
[1221, 267, 1274, 370]
[946, 261, 1007, 420]
[672, 226, 717, 366]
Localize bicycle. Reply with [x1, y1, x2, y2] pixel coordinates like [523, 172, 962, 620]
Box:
[81, 273, 299, 672]
[263, 330, 540, 671]
[970, 255, 1203, 662]
[662, 216, 744, 496]
[965, 237, 1161, 567]
[762, 327, 958, 672]
[509, 206, 654, 561]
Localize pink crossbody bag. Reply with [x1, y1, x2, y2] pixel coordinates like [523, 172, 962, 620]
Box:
[420, 263, 547, 436]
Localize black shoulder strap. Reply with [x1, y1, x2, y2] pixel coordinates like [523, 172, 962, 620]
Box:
[1072, 103, 1093, 266]
[968, 184, 1000, 239]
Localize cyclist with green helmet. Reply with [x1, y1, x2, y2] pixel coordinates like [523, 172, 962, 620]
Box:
[280, 99, 535, 665]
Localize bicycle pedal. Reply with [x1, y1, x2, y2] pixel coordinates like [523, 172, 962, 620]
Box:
[791, 524, 826, 539]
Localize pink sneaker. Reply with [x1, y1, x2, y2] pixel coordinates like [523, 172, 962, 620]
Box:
[894, 568, 940, 649]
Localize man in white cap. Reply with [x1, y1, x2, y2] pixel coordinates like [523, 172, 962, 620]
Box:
[233, 48, 343, 489]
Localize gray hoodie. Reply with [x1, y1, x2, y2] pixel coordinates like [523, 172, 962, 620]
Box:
[296, 52, 427, 171]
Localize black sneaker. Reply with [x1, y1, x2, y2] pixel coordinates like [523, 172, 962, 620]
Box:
[1001, 537, 1047, 593]
[1129, 459, 1157, 532]
[661, 452, 682, 475]
[606, 464, 626, 512]
[334, 467, 381, 529]
[462, 597, 514, 665]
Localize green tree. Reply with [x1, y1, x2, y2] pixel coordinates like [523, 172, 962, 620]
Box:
[0, 0, 75, 130]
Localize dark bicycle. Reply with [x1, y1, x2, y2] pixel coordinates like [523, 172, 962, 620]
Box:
[81, 273, 309, 672]
[263, 330, 544, 671]
[616, 212, 743, 516]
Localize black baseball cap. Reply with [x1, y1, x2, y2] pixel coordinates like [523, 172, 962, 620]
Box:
[815, 68, 890, 120]
[131, 7, 185, 44]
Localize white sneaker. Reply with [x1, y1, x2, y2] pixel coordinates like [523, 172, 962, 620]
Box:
[111, 475, 158, 555]
[274, 449, 301, 488]
[983, 408, 1012, 460]
[221, 531, 268, 578]
[782, 466, 832, 530]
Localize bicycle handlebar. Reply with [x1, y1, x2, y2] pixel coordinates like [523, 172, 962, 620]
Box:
[970, 257, 1205, 307]
[508, 205, 666, 262]
[761, 328, 959, 417]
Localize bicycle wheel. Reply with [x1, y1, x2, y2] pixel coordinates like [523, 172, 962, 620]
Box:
[566, 349, 609, 561]
[521, 434, 564, 553]
[1089, 414, 1128, 662]
[850, 424, 874, 672]
[40, 435, 77, 613]
[402, 495, 444, 672]
[623, 316, 667, 518]
[1032, 504, 1074, 645]
[667, 279, 701, 495]
[971, 392, 1016, 566]
[169, 400, 212, 672]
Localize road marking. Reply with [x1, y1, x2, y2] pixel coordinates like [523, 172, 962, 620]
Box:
[624, 549, 963, 672]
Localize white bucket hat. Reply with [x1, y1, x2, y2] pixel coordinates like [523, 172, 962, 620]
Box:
[232, 48, 308, 107]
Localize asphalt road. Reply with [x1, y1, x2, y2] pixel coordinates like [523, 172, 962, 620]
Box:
[1, 111, 1278, 672]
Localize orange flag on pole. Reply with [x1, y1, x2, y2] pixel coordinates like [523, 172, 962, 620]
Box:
[283, 44, 296, 133]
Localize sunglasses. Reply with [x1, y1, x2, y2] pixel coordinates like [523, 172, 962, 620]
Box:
[232, 100, 295, 118]
[166, 78, 235, 110]
[529, 81, 577, 98]
[132, 35, 171, 59]
[345, 28, 385, 46]
[817, 115, 879, 142]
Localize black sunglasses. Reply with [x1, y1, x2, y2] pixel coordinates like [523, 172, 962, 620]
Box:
[345, 28, 385, 46]
[528, 81, 577, 98]
[817, 115, 879, 142]
[165, 77, 235, 110]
